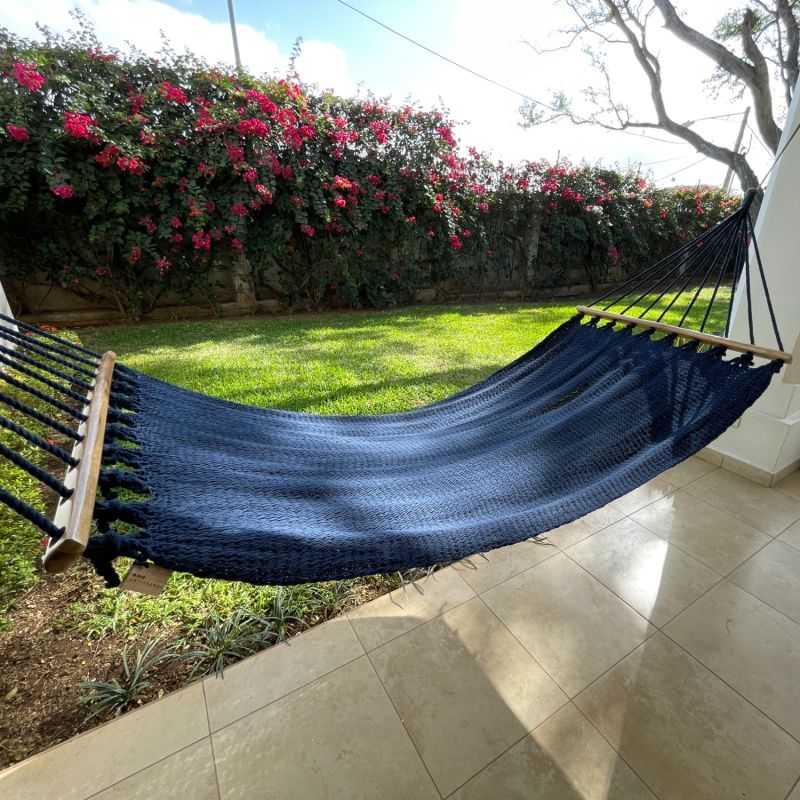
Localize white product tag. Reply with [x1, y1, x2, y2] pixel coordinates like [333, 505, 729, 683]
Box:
[120, 563, 172, 595]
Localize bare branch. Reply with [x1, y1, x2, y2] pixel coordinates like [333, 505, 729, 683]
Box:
[653, 0, 782, 151]
[777, 0, 799, 105]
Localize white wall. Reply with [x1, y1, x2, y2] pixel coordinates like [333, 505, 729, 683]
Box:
[708, 79, 800, 482]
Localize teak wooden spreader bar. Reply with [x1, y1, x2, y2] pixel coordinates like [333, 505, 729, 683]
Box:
[576, 306, 793, 364]
[43, 351, 116, 574]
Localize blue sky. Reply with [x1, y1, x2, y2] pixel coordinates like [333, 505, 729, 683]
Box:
[1, 0, 778, 187]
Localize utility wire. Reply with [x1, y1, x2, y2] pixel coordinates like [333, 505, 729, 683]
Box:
[654, 157, 707, 182]
[334, 0, 686, 146]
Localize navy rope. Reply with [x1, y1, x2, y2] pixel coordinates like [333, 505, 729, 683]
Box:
[0, 388, 82, 441]
[0, 326, 97, 379]
[0, 344, 94, 392]
[0, 313, 99, 358]
[0, 441, 72, 498]
[0, 369, 87, 421]
[0, 414, 78, 466]
[746, 213, 784, 351]
[0, 350, 88, 405]
[0, 486, 64, 539]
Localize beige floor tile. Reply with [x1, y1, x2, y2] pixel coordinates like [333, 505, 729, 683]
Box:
[684, 469, 800, 535]
[729, 540, 800, 624]
[575, 633, 800, 800]
[658, 455, 718, 487]
[665, 580, 800, 740]
[774, 469, 800, 502]
[543, 505, 625, 550]
[348, 566, 474, 650]
[212, 657, 438, 800]
[610, 477, 678, 515]
[483, 553, 655, 697]
[0, 683, 208, 800]
[567, 518, 720, 627]
[451, 703, 655, 800]
[452, 538, 558, 594]
[632, 490, 771, 574]
[204, 616, 363, 731]
[91, 739, 218, 800]
[788, 780, 800, 800]
[370, 597, 567, 797]
[780, 518, 800, 551]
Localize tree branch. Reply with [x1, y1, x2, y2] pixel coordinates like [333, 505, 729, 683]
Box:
[653, 0, 782, 151]
[776, 0, 799, 106]
[602, 0, 760, 191]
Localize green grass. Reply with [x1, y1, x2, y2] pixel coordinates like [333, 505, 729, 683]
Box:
[0, 292, 731, 637]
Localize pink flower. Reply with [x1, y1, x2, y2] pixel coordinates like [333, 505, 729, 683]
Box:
[117, 156, 145, 175]
[13, 62, 44, 92]
[50, 184, 73, 199]
[369, 175, 381, 186]
[478, 201, 489, 213]
[242, 168, 257, 183]
[95, 268, 110, 277]
[170, 217, 182, 229]
[637, 178, 646, 189]
[94, 145, 119, 168]
[300, 225, 315, 237]
[407, 215, 416, 224]
[139, 129, 157, 145]
[6, 124, 29, 141]
[660, 208, 668, 219]
[159, 82, 188, 104]
[231, 238, 244, 250]
[63, 112, 100, 143]
[334, 196, 346, 208]
[390, 271, 399, 281]
[192, 230, 211, 250]
[156, 256, 171, 276]
[138, 216, 157, 234]
[171, 233, 183, 243]
[231, 203, 248, 217]
[450, 234, 462, 250]
[608, 244, 620, 262]
[238, 117, 269, 137]
[128, 246, 142, 262]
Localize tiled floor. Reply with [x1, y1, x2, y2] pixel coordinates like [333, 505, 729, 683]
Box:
[2, 458, 800, 799]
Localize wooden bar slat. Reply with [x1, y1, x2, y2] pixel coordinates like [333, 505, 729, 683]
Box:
[576, 306, 792, 364]
[43, 351, 116, 574]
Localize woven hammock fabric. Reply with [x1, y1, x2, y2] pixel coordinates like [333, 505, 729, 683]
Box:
[85, 315, 781, 586]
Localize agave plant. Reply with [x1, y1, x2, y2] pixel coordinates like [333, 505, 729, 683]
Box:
[182, 609, 275, 679]
[77, 637, 177, 723]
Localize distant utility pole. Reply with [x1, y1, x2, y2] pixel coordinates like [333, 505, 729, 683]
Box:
[226, 0, 243, 71]
[722, 106, 750, 193]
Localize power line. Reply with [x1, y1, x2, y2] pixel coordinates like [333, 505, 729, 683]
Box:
[639, 152, 698, 168]
[654, 157, 708, 182]
[333, 0, 686, 147]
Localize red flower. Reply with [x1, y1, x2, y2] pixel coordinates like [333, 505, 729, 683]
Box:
[450, 234, 462, 250]
[159, 82, 188, 104]
[139, 129, 157, 145]
[95, 145, 119, 168]
[192, 230, 211, 250]
[128, 246, 142, 262]
[50, 184, 73, 199]
[171, 217, 182, 229]
[12, 62, 44, 92]
[63, 112, 100, 143]
[231, 203, 248, 217]
[660, 208, 668, 219]
[238, 118, 269, 137]
[300, 225, 315, 237]
[156, 256, 171, 276]
[608, 244, 620, 262]
[407, 215, 416, 224]
[334, 196, 346, 208]
[6, 124, 29, 141]
[231, 238, 244, 250]
[369, 175, 381, 186]
[95, 268, 110, 277]
[171, 233, 183, 243]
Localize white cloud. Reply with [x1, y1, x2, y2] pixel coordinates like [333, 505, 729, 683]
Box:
[0, 0, 353, 89]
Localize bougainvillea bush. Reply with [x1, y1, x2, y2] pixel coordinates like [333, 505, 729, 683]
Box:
[0, 23, 738, 314]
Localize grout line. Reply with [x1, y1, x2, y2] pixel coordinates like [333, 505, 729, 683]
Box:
[783, 772, 800, 800]
[569, 701, 663, 800]
[201, 681, 224, 800]
[82, 738, 209, 800]
[660, 623, 800, 746]
[440, 699, 570, 799]
[362, 644, 444, 799]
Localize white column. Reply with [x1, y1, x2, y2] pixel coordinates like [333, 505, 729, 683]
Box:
[707, 79, 800, 483]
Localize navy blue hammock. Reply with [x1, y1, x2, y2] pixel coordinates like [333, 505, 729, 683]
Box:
[0, 191, 790, 588]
